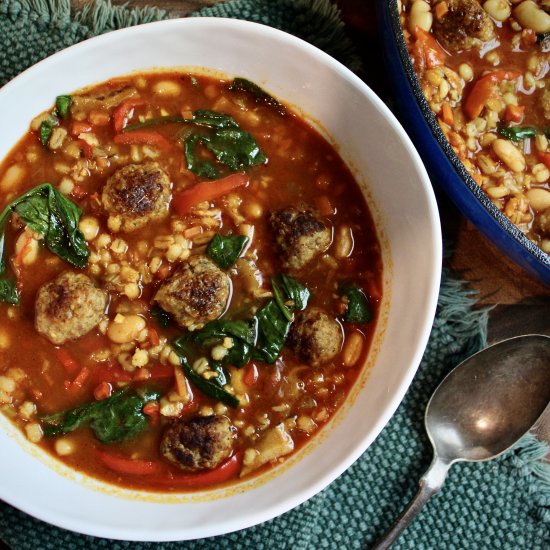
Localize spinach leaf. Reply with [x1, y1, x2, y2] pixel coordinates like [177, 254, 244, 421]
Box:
[0, 184, 89, 303]
[39, 116, 58, 146]
[0, 279, 18, 305]
[125, 115, 186, 132]
[191, 110, 240, 130]
[273, 274, 309, 312]
[191, 319, 256, 346]
[186, 319, 256, 368]
[497, 126, 537, 141]
[185, 128, 266, 177]
[184, 133, 220, 179]
[341, 286, 371, 324]
[13, 185, 89, 268]
[171, 338, 239, 407]
[206, 233, 249, 269]
[229, 78, 286, 115]
[172, 274, 310, 404]
[201, 129, 266, 172]
[55, 95, 72, 119]
[251, 300, 292, 364]
[151, 305, 172, 328]
[252, 274, 309, 363]
[41, 388, 159, 443]
[184, 110, 267, 177]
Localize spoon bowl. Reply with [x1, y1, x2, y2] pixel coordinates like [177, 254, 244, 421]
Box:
[427, 335, 550, 462]
[374, 334, 550, 549]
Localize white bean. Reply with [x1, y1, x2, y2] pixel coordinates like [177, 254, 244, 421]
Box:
[0, 163, 25, 191]
[483, 0, 511, 21]
[342, 332, 364, 367]
[513, 1, 550, 32]
[54, 437, 75, 456]
[334, 225, 354, 258]
[527, 188, 550, 211]
[78, 216, 99, 241]
[409, 0, 433, 33]
[14, 232, 40, 265]
[492, 139, 526, 172]
[107, 314, 146, 344]
[152, 80, 182, 97]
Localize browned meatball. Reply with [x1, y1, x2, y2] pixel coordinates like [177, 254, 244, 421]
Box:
[101, 162, 171, 232]
[161, 415, 235, 471]
[35, 271, 108, 345]
[432, 0, 495, 51]
[154, 255, 230, 328]
[270, 207, 331, 271]
[287, 307, 342, 366]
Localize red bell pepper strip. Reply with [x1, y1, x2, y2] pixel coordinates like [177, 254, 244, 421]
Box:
[71, 366, 90, 389]
[243, 363, 258, 387]
[464, 70, 521, 120]
[114, 131, 171, 150]
[56, 348, 79, 375]
[412, 26, 447, 69]
[93, 381, 112, 401]
[172, 172, 249, 215]
[97, 450, 163, 475]
[148, 363, 175, 380]
[113, 99, 145, 133]
[538, 151, 550, 170]
[503, 104, 525, 124]
[71, 122, 92, 136]
[149, 453, 242, 488]
[94, 363, 132, 385]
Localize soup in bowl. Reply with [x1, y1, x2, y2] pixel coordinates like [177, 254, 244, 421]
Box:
[0, 18, 441, 541]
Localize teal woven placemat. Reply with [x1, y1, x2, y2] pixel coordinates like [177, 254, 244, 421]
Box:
[0, 1, 549, 548]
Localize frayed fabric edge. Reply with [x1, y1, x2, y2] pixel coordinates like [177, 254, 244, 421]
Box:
[2, 0, 166, 34]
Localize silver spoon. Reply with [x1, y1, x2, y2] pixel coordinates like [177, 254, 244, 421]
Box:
[373, 334, 550, 549]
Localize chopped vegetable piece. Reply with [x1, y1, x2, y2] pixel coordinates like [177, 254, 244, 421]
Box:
[55, 95, 72, 119]
[41, 387, 160, 443]
[124, 115, 186, 132]
[272, 274, 310, 312]
[206, 233, 249, 269]
[39, 117, 58, 146]
[113, 98, 145, 133]
[98, 450, 163, 475]
[190, 110, 240, 130]
[71, 121, 92, 136]
[0, 183, 89, 304]
[151, 305, 172, 328]
[464, 71, 520, 120]
[341, 286, 371, 324]
[172, 173, 249, 215]
[56, 349, 78, 375]
[503, 104, 525, 124]
[114, 131, 171, 150]
[150, 453, 241, 487]
[171, 339, 239, 408]
[538, 151, 550, 170]
[412, 26, 447, 70]
[229, 78, 286, 115]
[497, 126, 537, 141]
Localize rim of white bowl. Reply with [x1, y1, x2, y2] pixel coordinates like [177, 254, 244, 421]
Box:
[0, 17, 442, 541]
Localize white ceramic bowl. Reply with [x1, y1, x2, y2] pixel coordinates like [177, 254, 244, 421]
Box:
[0, 18, 441, 541]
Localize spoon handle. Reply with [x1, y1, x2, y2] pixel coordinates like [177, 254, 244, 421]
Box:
[371, 457, 450, 550]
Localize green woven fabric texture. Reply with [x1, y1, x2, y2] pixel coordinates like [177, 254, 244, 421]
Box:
[0, 1, 549, 548]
